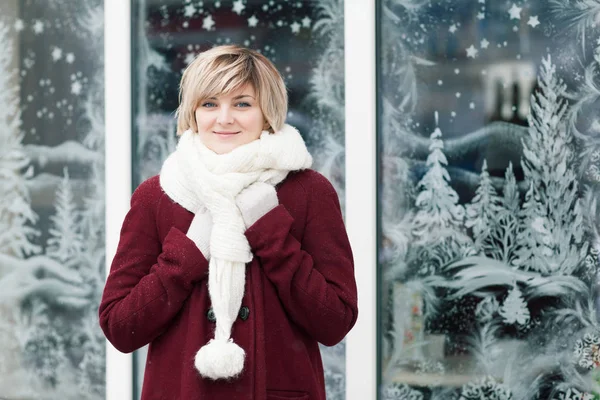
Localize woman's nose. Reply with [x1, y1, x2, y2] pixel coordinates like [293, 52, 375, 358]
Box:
[216, 106, 234, 125]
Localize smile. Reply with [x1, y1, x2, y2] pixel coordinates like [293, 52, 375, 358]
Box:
[213, 131, 240, 136]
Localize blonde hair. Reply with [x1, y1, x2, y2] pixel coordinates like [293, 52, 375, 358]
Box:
[176, 45, 288, 135]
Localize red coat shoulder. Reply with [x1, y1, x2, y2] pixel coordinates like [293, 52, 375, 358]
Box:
[131, 175, 162, 205]
[282, 169, 340, 203]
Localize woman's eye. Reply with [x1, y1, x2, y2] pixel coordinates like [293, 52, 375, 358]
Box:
[236, 102, 251, 108]
[202, 102, 217, 108]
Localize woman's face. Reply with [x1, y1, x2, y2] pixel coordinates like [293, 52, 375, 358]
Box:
[194, 84, 267, 154]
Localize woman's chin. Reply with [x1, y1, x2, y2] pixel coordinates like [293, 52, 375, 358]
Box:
[208, 142, 239, 155]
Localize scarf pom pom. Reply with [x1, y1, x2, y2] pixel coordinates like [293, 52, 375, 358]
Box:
[194, 339, 245, 380]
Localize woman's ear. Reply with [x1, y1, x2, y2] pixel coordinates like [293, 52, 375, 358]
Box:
[263, 120, 271, 131]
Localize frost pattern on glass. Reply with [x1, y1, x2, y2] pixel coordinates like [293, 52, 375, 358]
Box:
[380, 0, 600, 398]
[0, 1, 105, 398]
[132, 0, 346, 398]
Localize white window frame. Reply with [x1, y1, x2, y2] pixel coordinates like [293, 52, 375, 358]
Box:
[104, 0, 133, 399]
[104, 1, 378, 399]
[344, 1, 377, 399]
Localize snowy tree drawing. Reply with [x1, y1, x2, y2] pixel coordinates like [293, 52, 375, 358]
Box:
[488, 163, 520, 264]
[498, 286, 530, 326]
[412, 113, 466, 244]
[46, 168, 84, 264]
[514, 55, 589, 276]
[465, 160, 502, 255]
[0, 20, 39, 258]
[410, 112, 469, 275]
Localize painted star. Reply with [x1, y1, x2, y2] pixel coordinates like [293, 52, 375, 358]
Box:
[528, 16, 540, 28]
[66, 53, 75, 63]
[301, 16, 311, 28]
[247, 15, 258, 27]
[215, 1, 221, 7]
[184, 52, 196, 65]
[449, 24, 457, 33]
[32, 20, 44, 34]
[477, 12, 485, 20]
[290, 21, 301, 34]
[14, 19, 24, 32]
[202, 15, 215, 30]
[51, 47, 63, 61]
[478, 0, 485, 3]
[466, 45, 478, 58]
[232, 0, 245, 15]
[508, 4, 522, 20]
[184, 4, 196, 17]
[71, 81, 82, 95]
[480, 38, 489, 49]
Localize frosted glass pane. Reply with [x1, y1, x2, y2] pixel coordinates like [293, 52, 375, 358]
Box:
[378, 1, 600, 399]
[0, 1, 105, 399]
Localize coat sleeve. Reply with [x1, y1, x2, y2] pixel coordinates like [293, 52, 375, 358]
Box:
[99, 179, 209, 353]
[244, 173, 358, 346]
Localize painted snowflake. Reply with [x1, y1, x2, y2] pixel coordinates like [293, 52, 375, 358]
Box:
[574, 333, 600, 369]
[415, 359, 445, 375]
[381, 383, 424, 400]
[553, 388, 594, 400]
[459, 376, 512, 400]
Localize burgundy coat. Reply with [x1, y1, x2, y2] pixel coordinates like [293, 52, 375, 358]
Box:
[99, 169, 358, 400]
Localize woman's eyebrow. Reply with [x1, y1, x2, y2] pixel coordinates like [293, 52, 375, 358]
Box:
[206, 94, 254, 100]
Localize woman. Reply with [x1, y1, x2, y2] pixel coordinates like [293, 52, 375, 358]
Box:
[99, 45, 358, 400]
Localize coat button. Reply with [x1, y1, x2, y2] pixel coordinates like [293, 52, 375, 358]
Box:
[238, 306, 250, 321]
[206, 308, 216, 322]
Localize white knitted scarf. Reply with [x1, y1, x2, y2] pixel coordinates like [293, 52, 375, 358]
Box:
[159, 124, 312, 380]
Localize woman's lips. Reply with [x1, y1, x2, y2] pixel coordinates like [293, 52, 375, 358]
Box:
[214, 131, 240, 136]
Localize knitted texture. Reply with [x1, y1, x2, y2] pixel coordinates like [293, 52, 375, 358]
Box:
[159, 124, 312, 379]
[186, 207, 212, 258]
[236, 182, 279, 229]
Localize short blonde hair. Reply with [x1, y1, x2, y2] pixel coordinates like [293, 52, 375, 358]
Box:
[176, 45, 288, 135]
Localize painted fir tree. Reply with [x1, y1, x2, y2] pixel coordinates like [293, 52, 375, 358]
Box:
[412, 112, 465, 245]
[465, 160, 502, 255]
[498, 285, 530, 326]
[0, 20, 39, 258]
[489, 163, 520, 264]
[46, 168, 84, 264]
[514, 55, 588, 275]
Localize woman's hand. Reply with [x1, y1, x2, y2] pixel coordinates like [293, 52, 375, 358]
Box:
[0, 254, 91, 309]
[236, 182, 279, 229]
